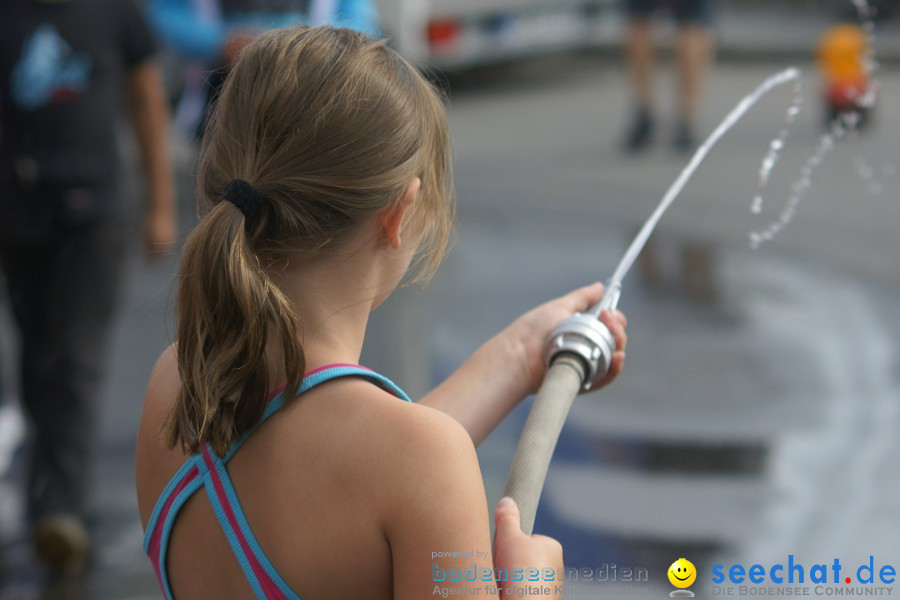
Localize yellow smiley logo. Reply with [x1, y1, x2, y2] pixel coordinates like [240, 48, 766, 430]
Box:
[668, 558, 696, 588]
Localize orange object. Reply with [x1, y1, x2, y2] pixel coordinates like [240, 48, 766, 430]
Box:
[818, 24, 870, 109]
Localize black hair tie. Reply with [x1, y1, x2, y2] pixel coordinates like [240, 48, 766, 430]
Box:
[223, 179, 262, 218]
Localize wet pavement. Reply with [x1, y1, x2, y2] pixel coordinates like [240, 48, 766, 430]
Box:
[2, 56, 900, 599]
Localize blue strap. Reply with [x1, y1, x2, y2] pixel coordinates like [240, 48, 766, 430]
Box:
[203, 365, 408, 599]
[145, 365, 409, 599]
[143, 458, 199, 554]
[200, 448, 302, 599]
[156, 459, 205, 600]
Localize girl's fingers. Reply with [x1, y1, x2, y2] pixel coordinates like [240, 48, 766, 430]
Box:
[598, 350, 625, 387]
[494, 497, 524, 541]
[530, 534, 563, 555]
[562, 282, 604, 313]
[609, 351, 625, 380]
[600, 310, 627, 353]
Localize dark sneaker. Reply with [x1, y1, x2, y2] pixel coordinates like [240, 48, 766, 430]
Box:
[622, 108, 655, 153]
[34, 514, 89, 575]
[673, 120, 696, 153]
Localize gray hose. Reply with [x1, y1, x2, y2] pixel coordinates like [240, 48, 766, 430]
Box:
[501, 355, 586, 535]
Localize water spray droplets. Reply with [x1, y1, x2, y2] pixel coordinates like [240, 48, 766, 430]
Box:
[854, 157, 875, 180]
[747, 0, 882, 253]
[750, 195, 764, 214]
[852, 0, 876, 24]
[607, 67, 802, 286]
[750, 82, 803, 215]
[853, 156, 892, 195]
[856, 0, 879, 103]
[759, 156, 777, 188]
[748, 111, 859, 249]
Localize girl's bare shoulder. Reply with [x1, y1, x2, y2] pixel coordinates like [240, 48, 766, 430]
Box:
[278, 372, 476, 470]
[135, 344, 183, 526]
[143, 344, 180, 414]
[302, 378, 492, 573]
[135, 347, 481, 527]
[272, 374, 482, 516]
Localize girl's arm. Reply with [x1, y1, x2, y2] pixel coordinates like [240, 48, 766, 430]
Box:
[418, 283, 627, 446]
[384, 404, 563, 599]
[127, 60, 177, 258]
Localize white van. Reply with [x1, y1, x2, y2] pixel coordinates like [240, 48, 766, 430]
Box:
[374, 0, 623, 69]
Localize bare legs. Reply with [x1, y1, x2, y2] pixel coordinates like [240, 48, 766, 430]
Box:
[623, 19, 656, 152]
[675, 24, 713, 144]
[623, 18, 713, 152]
[628, 19, 655, 111]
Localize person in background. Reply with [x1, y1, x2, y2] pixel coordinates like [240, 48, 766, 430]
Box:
[621, 0, 715, 153]
[146, 0, 381, 136]
[0, 0, 176, 575]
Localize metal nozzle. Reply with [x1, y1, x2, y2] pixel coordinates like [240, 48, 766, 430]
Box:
[542, 281, 620, 393]
[585, 280, 622, 317]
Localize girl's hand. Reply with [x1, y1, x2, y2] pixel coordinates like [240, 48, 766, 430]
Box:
[501, 282, 627, 396]
[143, 203, 177, 259]
[418, 283, 627, 446]
[493, 497, 564, 599]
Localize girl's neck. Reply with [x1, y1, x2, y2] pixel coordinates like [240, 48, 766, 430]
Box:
[277, 265, 371, 370]
[273, 227, 396, 373]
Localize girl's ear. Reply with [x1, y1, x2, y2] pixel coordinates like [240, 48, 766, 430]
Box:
[380, 177, 421, 249]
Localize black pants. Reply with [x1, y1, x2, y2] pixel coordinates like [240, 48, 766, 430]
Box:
[0, 185, 127, 522]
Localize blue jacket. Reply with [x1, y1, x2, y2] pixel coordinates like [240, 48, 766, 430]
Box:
[147, 0, 379, 62]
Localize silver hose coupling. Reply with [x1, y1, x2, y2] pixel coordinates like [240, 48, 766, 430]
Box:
[542, 281, 621, 393]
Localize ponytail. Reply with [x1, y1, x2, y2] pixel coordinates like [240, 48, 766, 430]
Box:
[164, 26, 456, 455]
[164, 200, 304, 456]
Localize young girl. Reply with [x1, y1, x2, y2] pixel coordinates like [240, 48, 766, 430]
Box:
[136, 26, 627, 600]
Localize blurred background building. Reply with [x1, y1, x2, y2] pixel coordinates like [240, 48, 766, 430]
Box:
[373, 0, 895, 69]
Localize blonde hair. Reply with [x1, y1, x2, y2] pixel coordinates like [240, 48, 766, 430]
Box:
[166, 26, 453, 455]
